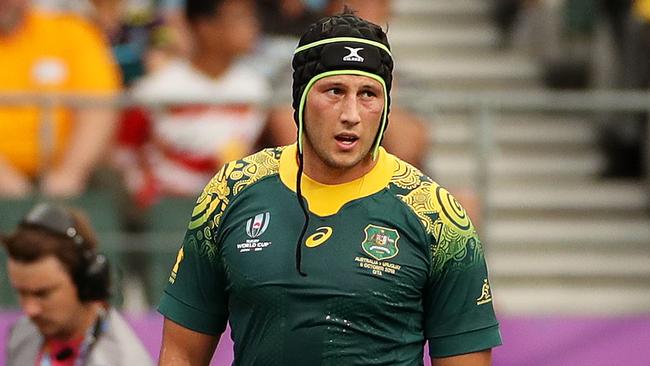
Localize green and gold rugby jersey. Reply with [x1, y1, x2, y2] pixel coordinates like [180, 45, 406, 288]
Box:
[159, 144, 501, 365]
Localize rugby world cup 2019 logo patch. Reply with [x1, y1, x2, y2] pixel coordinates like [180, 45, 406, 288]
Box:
[362, 225, 400, 261]
[246, 212, 270, 238]
[239, 212, 272, 253]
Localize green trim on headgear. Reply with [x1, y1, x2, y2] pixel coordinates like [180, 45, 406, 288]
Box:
[294, 36, 393, 57]
[297, 70, 388, 160]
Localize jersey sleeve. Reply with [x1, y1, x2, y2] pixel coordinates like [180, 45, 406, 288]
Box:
[158, 167, 232, 336]
[423, 185, 502, 357]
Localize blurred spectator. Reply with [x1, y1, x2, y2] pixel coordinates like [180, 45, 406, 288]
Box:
[112, 0, 269, 207]
[514, 0, 633, 89]
[109, 0, 268, 310]
[84, 0, 174, 87]
[157, 0, 194, 59]
[0, 0, 121, 198]
[325, 0, 391, 27]
[257, 0, 323, 38]
[492, 0, 525, 48]
[37, 0, 185, 86]
[600, 0, 649, 178]
[253, 0, 323, 86]
[512, 1, 645, 178]
[1, 203, 153, 365]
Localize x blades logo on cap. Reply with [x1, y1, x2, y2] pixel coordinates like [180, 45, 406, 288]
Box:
[343, 47, 364, 62]
[321, 43, 381, 72]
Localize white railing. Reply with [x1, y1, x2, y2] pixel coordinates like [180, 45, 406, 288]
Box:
[1, 89, 649, 231]
[395, 89, 650, 232]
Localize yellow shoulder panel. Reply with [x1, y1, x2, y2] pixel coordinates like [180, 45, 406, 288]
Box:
[189, 147, 283, 230]
[394, 160, 479, 273]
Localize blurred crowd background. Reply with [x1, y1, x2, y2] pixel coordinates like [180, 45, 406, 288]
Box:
[1, 0, 649, 364]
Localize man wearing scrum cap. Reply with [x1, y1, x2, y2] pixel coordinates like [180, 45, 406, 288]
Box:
[158, 9, 502, 365]
[1, 203, 152, 366]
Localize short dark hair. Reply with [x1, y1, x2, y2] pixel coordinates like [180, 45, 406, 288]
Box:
[185, 0, 225, 24]
[1, 206, 98, 282]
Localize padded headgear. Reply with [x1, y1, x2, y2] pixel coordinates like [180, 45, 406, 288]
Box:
[291, 12, 394, 157]
[20, 203, 110, 302]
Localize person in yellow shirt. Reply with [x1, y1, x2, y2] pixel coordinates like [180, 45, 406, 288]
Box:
[635, 0, 650, 20]
[0, 0, 121, 197]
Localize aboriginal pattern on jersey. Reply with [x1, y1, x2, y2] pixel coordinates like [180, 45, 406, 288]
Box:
[390, 157, 424, 190]
[187, 147, 283, 258]
[391, 159, 484, 274]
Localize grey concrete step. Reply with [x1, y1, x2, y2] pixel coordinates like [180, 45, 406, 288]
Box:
[400, 55, 540, 89]
[393, 0, 490, 19]
[428, 115, 598, 147]
[487, 218, 650, 247]
[492, 282, 650, 315]
[490, 251, 650, 278]
[428, 151, 604, 180]
[490, 182, 649, 212]
[390, 25, 499, 53]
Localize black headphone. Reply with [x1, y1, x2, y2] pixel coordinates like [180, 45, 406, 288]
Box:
[20, 203, 111, 302]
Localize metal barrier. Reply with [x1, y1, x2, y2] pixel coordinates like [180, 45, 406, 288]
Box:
[395, 89, 650, 235]
[1, 89, 649, 230]
[1, 90, 649, 308]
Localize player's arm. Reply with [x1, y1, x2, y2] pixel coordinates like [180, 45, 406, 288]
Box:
[159, 317, 219, 366]
[423, 185, 502, 360]
[431, 349, 492, 366]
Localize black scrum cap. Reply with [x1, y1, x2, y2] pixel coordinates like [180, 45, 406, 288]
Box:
[291, 12, 394, 158]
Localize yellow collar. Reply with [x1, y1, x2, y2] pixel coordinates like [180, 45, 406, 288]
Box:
[279, 144, 394, 216]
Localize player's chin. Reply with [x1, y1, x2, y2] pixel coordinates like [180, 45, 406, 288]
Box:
[330, 152, 368, 169]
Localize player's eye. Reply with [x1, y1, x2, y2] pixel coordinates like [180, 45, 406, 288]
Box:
[327, 87, 343, 95]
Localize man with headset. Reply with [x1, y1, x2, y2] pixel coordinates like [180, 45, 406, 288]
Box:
[1, 203, 153, 365]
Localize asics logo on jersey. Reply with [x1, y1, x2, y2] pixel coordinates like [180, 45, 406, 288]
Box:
[246, 212, 270, 238]
[343, 47, 364, 62]
[305, 227, 333, 248]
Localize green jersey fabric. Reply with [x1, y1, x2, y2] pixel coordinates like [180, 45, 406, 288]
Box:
[159, 145, 501, 365]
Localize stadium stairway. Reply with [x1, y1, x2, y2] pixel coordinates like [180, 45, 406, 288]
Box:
[390, 0, 650, 315]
